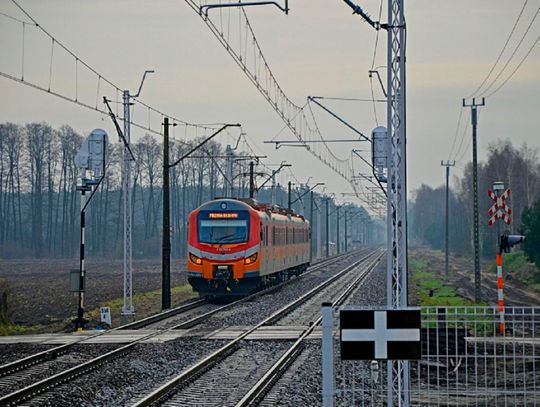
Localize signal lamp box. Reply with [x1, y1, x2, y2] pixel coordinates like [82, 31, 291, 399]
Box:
[69, 269, 84, 292]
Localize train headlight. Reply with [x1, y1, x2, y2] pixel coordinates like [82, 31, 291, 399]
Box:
[244, 253, 258, 265]
[189, 253, 203, 265]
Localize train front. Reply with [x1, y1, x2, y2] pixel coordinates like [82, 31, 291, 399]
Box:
[187, 199, 260, 297]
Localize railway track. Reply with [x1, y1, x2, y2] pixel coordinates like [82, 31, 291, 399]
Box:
[130, 249, 383, 407]
[0, 249, 366, 406]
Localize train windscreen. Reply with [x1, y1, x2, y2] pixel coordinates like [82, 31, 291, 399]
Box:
[198, 211, 249, 244]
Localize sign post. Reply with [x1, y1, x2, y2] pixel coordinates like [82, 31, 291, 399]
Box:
[488, 182, 511, 335]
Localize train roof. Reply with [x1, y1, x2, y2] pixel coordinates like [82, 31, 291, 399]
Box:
[197, 198, 308, 223]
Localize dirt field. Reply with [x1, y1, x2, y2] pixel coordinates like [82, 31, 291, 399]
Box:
[0, 258, 188, 329]
[410, 248, 540, 306]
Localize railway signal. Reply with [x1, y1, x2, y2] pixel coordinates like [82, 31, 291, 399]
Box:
[73, 129, 108, 332]
[500, 234, 526, 252]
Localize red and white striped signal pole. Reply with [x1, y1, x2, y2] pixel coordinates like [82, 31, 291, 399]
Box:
[488, 181, 511, 335]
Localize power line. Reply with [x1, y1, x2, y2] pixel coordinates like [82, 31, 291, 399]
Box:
[484, 31, 540, 98]
[447, 107, 464, 160]
[467, 0, 530, 98]
[454, 113, 472, 163]
[479, 1, 540, 97]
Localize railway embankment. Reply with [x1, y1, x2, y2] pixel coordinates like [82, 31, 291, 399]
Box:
[409, 248, 540, 306]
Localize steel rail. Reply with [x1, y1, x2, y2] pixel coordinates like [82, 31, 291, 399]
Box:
[169, 250, 365, 330]
[0, 298, 207, 380]
[131, 250, 380, 406]
[0, 250, 365, 406]
[235, 250, 384, 406]
[0, 250, 354, 381]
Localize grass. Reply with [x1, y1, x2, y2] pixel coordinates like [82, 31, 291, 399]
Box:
[0, 311, 43, 336]
[409, 257, 477, 307]
[0, 321, 40, 336]
[486, 251, 540, 294]
[85, 284, 197, 328]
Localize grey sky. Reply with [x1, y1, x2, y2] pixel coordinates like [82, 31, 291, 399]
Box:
[0, 0, 539, 206]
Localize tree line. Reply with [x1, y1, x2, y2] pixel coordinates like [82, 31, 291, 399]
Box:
[410, 139, 540, 260]
[0, 122, 378, 259]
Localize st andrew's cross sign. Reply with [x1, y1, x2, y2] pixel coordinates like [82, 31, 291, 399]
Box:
[340, 309, 421, 360]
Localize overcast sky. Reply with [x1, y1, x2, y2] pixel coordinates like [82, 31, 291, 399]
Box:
[1, 0, 539, 206]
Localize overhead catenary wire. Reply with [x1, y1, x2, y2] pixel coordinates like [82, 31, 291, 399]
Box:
[369, 0, 384, 125]
[4, 0, 224, 137]
[184, 0, 382, 213]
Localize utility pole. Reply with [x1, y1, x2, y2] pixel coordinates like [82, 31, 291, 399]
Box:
[121, 70, 154, 323]
[271, 173, 276, 204]
[317, 203, 322, 259]
[249, 161, 255, 198]
[162, 123, 240, 312]
[441, 160, 455, 278]
[385, 0, 409, 403]
[336, 206, 340, 254]
[344, 209, 348, 252]
[326, 198, 330, 257]
[310, 191, 314, 262]
[121, 89, 135, 323]
[463, 97, 485, 303]
[162, 118, 173, 310]
[288, 181, 292, 210]
[226, 144, 234, 197]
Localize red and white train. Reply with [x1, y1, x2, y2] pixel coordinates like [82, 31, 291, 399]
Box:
[187, 198, 311, 297]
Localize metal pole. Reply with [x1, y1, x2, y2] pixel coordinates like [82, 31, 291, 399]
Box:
[326, 198, 330, 257]
[344, 209, 348, 252]
[336, 206, 340, 254]
[76, 190, 86, 332]
[317, 205, 322, 259]
[162, 118, 171, 311]
[322, 302, 334, 407]
[122, 89, 134, 323]
[288, 181, 292, 210]
[493, 181, 505, 334]
[441, 161, 455, 278]
[226, 144, 234, 197]
[472, 105, 481, 302]
[271, 173, 276, 204]
[445, 165, 449, 277]
[463, 98, 485, 303]
[249, 161, 255, 199]
[310, 191, 314, 263]
[387, 0, 409, 403]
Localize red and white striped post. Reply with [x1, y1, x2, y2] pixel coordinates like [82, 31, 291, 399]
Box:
[495, 251, 505, 335]
[488, 182, 511, 335]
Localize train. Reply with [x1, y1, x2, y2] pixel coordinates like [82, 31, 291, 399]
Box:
[187, 198, 311, 298]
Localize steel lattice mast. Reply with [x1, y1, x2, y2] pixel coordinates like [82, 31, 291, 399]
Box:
[121, 90, 135, 322]
[386, 0, 409, 405]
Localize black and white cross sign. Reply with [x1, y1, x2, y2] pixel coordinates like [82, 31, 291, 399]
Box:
[340, 309, 421, 360]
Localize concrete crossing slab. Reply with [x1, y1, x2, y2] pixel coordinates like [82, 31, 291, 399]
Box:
[0, 326, 322, 345]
